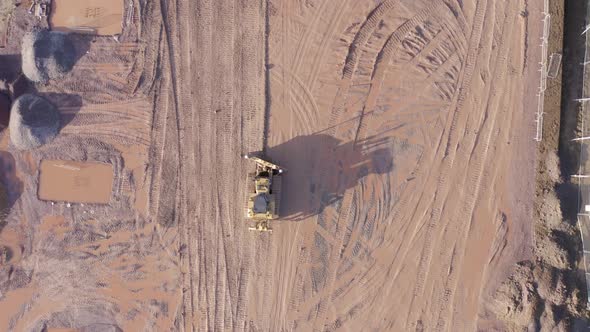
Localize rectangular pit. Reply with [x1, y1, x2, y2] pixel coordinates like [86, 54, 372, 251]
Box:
[49, 0, 124, 36]
[38, 160, 114, 204]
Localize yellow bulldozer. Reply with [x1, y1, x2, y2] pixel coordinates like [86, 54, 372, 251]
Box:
[244, 155, 284, 232]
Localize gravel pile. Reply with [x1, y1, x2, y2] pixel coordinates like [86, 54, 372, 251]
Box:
[9, 94, 60, 150]
[21, 30, 75, 83]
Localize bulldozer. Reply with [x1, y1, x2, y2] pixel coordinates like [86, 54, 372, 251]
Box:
[244, 155, 284, 232]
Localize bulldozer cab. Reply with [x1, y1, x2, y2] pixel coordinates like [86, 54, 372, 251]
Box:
[255, 174, 271, 193]
[244, 155, 284, 232]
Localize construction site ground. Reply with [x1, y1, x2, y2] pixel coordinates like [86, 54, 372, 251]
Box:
[0, 0, 552, 331]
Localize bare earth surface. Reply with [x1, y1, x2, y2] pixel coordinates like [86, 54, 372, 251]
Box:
[0, 0, 543, 331]
[257, 0, 541, 330]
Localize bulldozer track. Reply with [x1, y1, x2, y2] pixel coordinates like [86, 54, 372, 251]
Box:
[410, 0, 488, 305]
[153, 0, 268, 329]
[305, 0, 356, 92]
[265, 0, 532, 328]
[283, 7, 452, 323]
[432, 3, 516, 330]
[264, 0, 494, 330]
[75, 62, 133, 70]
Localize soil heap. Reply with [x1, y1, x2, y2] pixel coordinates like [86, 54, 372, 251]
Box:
[9, 94, 60, 150]
[21, 30, 75, 83]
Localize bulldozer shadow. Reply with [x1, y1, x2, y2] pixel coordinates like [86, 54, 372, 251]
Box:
[265, 134, 394, 221]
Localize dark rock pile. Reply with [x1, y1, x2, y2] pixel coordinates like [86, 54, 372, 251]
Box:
[21, 30, 75, 83]
[9, 94, 60, 149]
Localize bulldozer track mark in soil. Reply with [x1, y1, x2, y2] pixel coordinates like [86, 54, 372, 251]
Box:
[432, 3, 517, 330]
[288, 0, 332, 78]
[409, 0, 490, 320]
[306, 0, 361, 92]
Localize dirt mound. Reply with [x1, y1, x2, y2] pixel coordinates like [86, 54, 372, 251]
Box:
[9, 94, 60, 150]
[21, 30, 75, 83]
[492, 152, 588, 330]
[492, 261, 586, 331]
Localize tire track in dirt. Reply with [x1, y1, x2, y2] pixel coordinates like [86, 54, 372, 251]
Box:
[280, 0, 351, 138]
[234, 0, 266, 328]
[354, 2, 451, 147]
[342, 0, 399, 81]
[431, 2, 518, 330]
[158, 0, 196, 331]
[370, 0, 490, 326]
[75, 63, 133, 73]
[265, 2, 355, 328]
[325, 0, 485, 327]
[280, 0, 294, 139]
[321, 4, 457, 329]
[286, 2, 448, 328]
[210, 1, 239, 329]
[327, 2, 437, 136]
[270, 67, 321, 135]
[141, 0, 169, 225]
[407, 0, 489, 309]
[156, 0, 267, 330]
[59, 99, 152, 122]
[91, 42, 141, 50]
[59, 98, 153, 146]
[305, 0, 358, 92]
[288, 0, 331, 79]
[185, 0, 210, 328]
[262, 0, 525, 329]
[64, 129, 151, 146]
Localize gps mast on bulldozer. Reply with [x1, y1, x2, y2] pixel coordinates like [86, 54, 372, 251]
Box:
[244, 155, 284, 232]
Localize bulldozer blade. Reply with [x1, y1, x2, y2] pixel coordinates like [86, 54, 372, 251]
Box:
[248, 226, 272, 233]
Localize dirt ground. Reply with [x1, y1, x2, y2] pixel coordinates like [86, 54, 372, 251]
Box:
[0, 0, 566, 331]
[255, 0, 542, 330]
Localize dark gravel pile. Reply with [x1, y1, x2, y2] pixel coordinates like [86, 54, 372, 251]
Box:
[22, 30, 75, 83]
[9, 94, 60, 149]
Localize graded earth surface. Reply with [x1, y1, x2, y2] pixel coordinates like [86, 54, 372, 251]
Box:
[0, 0, 547, 331]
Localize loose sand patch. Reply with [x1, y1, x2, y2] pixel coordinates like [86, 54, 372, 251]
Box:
[38, 160, 114, 204]
[50, 0, 124, 35]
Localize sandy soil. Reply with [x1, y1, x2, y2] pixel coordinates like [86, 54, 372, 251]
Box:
[50, 0, 125, 35]
[0, 0, 548, 331]
[253, 0, 541, 330]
